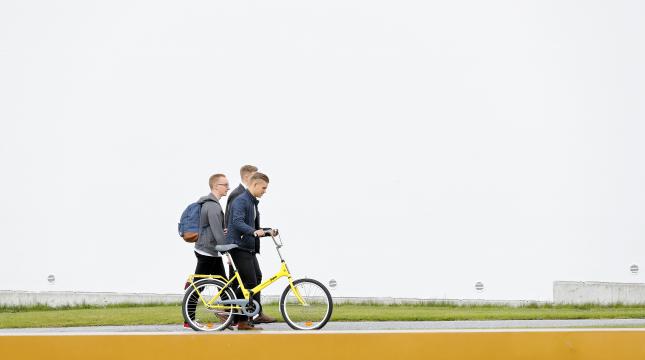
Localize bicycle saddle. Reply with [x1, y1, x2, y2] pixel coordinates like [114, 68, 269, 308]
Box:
[215, 244, 238, 253]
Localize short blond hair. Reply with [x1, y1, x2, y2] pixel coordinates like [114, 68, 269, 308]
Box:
[240, 165, 258, 179]
[208, 174, 226, 189]
[249, 172, 269, 184]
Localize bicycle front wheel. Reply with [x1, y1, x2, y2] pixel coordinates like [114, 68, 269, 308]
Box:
[182, 278, 236, 332]
[280, 278, 333, 330]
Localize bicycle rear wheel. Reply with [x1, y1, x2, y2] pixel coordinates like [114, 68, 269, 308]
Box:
[182, 278, 236, 331]
[280, 278, 333, 330]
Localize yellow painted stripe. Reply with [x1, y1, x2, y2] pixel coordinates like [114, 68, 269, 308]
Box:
[1, 330, 645, 360]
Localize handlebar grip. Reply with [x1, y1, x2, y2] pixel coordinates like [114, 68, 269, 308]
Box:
[263, 228, 278, 236]
[253, 228, 277, 237]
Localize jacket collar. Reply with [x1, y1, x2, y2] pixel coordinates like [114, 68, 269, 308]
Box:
[244, 188, 259, 205]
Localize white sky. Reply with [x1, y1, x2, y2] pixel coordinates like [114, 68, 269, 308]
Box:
[1, 1, 644, 301]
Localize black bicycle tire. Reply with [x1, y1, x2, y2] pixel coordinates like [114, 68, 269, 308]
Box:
[181, 278, 236, 331]
[279, 278, 333, 330]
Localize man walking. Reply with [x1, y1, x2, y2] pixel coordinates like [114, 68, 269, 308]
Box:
[193, 173, 229, 277]
[185, 173, 230, 327]
[226, 172, 277, 330]
[224, 164, 273, 325]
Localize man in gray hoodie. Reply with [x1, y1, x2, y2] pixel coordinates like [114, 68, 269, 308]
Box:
[193, 173, 229, 280]
[185, 173, 231, 329]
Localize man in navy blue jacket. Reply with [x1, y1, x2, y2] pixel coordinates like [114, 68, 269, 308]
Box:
[226, 172, 277, 330]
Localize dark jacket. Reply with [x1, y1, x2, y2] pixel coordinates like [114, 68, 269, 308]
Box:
[225, 189, 260, 253]
[194, 193, 225, 256]
[224, 184, 245, 228]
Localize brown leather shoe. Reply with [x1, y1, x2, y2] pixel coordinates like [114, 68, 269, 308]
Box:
[237, 321, 262, 331]
[253, 313, 277, 324]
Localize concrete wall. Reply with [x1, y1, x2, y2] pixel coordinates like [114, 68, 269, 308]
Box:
[4, 281, 645, 308]
[0, 290, 544, 307]
[0, 290, 182, 307]
[554, 281, 645, 305]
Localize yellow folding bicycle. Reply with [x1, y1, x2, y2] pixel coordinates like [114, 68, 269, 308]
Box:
[182, 230, 333, 331]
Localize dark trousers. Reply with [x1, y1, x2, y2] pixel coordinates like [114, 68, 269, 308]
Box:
[193, 252, 226, 279]
[230, 248, 263, 323]
[186, 252, 227, 321]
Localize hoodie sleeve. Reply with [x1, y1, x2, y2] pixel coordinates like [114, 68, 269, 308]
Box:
[206, 202, 226, 245]
[230, 196, 256, 236]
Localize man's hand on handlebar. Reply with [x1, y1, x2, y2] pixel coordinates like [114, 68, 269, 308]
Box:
[253, 228, 279, 237]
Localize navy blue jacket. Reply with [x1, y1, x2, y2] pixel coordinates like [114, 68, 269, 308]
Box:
[225, 189, 260, 253]
[224, 184, 245, 229]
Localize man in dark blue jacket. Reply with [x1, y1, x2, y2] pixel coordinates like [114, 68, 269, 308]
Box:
[226, 172, 277, 330]
[224, 165, 257, 281]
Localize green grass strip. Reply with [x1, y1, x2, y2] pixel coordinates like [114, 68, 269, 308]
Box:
[2, 303, 645, 329]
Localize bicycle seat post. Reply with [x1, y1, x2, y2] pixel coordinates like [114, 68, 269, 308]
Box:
[225, 252, 237, 272]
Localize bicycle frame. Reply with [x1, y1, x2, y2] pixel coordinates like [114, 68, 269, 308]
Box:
[187, 234, 307, 311]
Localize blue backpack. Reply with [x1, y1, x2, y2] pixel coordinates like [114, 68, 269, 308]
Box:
[178, 200, 212, 243]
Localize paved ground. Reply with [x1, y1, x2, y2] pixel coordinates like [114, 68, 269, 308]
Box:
[2, 319, 645, 334]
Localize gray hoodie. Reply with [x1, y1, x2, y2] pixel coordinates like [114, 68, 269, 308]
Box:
[194, 193, 226, 256]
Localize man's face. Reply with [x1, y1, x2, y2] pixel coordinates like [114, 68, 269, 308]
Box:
[249, 180, 268, 198]
[214, 177, 230, 197]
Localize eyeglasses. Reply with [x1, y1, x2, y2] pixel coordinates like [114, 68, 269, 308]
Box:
[216, 183, 230, 188]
